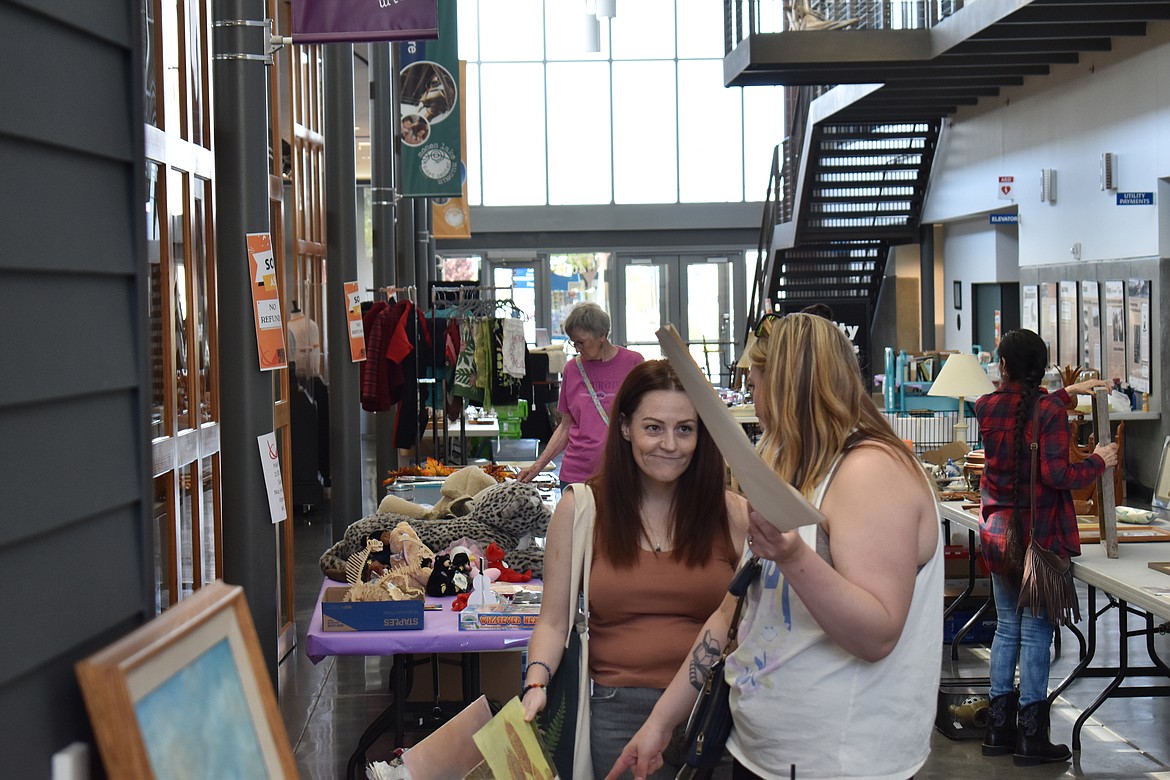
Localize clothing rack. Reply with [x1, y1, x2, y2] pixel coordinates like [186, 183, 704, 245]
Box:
[427, 283, 516, 464]
[369, 284, 416, 303]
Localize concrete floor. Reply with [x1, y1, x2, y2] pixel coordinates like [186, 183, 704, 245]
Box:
[279, 456, 1170, 779]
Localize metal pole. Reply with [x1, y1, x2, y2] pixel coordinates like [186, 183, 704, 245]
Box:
[370, 42, 399, 503]
[211, 0, 279, 682]
[920, 224, 936, 350]
[324, 43, 363, 539]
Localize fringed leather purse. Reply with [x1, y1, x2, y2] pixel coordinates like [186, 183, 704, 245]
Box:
[1018, 406, 1081, 625]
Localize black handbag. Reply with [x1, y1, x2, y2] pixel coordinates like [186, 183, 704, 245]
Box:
[538, 618, 584, 778]
[680, 556, 762, 769]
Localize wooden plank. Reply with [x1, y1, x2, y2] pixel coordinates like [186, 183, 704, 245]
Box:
[1093, 388, 1120, 558]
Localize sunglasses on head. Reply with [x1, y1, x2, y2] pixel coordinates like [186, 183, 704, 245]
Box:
[753, 312, 783, 338]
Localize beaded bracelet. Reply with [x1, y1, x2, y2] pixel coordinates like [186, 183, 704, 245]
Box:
[522, 682, 547, 697]
[525, 660, 552, 679]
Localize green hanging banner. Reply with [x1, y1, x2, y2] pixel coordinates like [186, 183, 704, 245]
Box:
[398, 0, 461, 197]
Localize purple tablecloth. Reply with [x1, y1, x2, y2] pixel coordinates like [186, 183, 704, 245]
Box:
[305, 578, 537, 663]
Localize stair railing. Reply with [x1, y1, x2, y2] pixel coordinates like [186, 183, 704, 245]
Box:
[747, 144, 784, 336]
[723, 0, 968, 49]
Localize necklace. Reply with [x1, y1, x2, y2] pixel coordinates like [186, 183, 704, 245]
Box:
[645, 526, 666, 553]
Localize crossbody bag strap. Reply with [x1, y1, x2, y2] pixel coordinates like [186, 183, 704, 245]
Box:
[567, 483, 596, 646]
[719, 556, 762, 659]
[1028, 404, 1040, 538]
[576, 357, 610, 426]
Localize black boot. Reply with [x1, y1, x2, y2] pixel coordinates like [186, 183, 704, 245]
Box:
[1014, 700, 1071, 766]
[981, 691, 1019, 757]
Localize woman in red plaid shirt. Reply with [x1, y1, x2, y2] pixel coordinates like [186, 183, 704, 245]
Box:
[974, 329, 1118, 766]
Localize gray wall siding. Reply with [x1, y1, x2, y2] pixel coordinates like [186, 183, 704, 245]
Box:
[0, 0, 150, 775]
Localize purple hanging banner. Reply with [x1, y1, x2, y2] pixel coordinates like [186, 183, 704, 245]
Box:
[291, 0, 438, 44]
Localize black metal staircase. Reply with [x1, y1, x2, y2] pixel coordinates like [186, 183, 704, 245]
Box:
[772, 119, 939, 307]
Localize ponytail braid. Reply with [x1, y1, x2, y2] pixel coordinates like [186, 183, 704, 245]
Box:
[1003, 368, 1045, 582]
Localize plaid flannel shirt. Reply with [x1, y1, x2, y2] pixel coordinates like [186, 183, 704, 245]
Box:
[974, 383, 1105, 572]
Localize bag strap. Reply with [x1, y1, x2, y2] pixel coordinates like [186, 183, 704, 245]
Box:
[575, 357, 610, 426]
[566, 483, 596, 648]
[720, 556, 762, 658]
[1028, 404, 1040, 538]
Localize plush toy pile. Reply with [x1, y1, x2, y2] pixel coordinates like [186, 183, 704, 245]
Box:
[319, 468, 552, 592]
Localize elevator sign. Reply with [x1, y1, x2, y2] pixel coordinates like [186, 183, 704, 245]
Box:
[997, 176, 1015, 200]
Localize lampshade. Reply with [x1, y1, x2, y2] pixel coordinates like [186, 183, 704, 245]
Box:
[927, 353, 995, 399]
[597, 0, 616, 17]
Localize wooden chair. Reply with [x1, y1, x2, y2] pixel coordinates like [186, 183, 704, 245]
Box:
[1068, 415, 1125, 515]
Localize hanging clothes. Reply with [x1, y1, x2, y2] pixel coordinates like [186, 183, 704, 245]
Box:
[452, 317, 483, 403]
[490, 318, 522, 405]
[389, 300, 432, 449]
[502, 317, 527, 379]
[360, 301, 392, 412]
[474, 318, 494, 408]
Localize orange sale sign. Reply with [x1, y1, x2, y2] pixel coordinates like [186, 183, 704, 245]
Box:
[246, 233, 287, 371]
[343, 281, 366, 362]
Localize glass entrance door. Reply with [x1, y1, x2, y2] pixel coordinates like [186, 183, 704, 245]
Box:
[614, 253, 744, 388]
[485, 258, 545, 344]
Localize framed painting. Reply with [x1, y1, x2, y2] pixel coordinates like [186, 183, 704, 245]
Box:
[1038, 282, 1058, 365]
[1104, 280, 1127, 384]
[1021, 284, 1039, 333]
[1057, 281, 1078, 368]
[76, 581, 297, 779]
[1153, 436, 1170, 511]
[1080, 280, 1101, 371]
[1126, 278, 1151, 393]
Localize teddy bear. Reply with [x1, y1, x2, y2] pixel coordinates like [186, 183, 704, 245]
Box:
[378, 464, 497, 520]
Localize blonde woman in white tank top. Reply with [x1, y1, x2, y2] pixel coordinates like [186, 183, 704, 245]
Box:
[609, 314, 944, 780]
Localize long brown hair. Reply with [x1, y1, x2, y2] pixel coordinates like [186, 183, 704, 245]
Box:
[588, 360, 734, 569]
[748, 313, 920, 495]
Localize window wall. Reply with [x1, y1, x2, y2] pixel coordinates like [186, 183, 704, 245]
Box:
[457, 0, 784, 206]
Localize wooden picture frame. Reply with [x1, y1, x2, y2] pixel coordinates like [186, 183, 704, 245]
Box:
[1153, 435, 1170, 511]
[1077, 524, 1170, 544]
[76, 581, 297, 778]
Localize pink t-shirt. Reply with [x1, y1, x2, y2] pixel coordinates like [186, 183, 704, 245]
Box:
[557, 346, 643, 483]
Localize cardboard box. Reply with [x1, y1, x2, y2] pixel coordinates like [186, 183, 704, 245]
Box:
[944, 544, 989, 579]
[458, 602, 540, 631]
[944, 578, 991, 602]
[943, 608, 997, 644]
[404, 651, 524, 706]
[320, 586, 424, 631]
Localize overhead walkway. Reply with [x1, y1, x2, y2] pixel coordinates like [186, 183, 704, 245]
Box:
[732, 0, 1170, 332]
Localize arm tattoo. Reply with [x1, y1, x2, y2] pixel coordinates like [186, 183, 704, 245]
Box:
[688, 630, 723, 691]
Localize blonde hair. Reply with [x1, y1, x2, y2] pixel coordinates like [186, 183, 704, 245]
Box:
[748, 313, 917, 497]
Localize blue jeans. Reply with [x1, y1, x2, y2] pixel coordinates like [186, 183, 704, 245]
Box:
[590, 683, 734, 780]
[590, 684, 677, 780]
[990, 573, 1056, 706]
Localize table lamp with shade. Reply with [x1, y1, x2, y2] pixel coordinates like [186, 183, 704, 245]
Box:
[927, 353, 996, 445]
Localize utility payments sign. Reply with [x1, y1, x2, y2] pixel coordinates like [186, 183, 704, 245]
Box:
[997, 176, 1015, 200]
